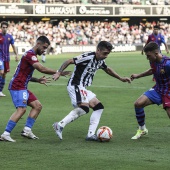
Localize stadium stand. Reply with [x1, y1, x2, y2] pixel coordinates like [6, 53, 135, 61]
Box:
[0, 0, 169, 4]
[1, 20, 169, 52]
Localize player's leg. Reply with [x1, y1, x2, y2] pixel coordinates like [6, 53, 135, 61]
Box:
[53, 85, 89, 140]
[85, 94, 104, 141]
[165, 107, 170, 118]
[1, 90, 28, 142]
[0, 60, 6, 97]
[162, 95, 170, 118]
[131, 89, 162, 139]
[21, 90, 41, 139]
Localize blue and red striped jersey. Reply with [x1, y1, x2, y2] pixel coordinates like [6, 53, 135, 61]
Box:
[147, 33, 165, 51]
[8, 49, 39, 90]
[0, 33, 14, 61]
[151, 56, 170, 95]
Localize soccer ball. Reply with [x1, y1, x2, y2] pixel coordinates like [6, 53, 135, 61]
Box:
[97, 126, 113, 142]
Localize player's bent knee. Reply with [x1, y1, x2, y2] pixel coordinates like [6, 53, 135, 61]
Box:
[134, 101, 142, 108]
[34, 103, 42, 112]
[37, 104, 42, 111]
[93, 103, 104, 111]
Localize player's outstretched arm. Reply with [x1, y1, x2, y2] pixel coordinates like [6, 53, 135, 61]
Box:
[103, 67, 131, 83]
[130, 68, 153, 81]
[33, 62, 57, 74]
[60, 71, 72, 77]
[30, 76, 51, 86]
[53, 59, 74, 81]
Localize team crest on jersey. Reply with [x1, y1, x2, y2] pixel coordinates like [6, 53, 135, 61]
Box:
[8, 38, 11, 41]
[160, 69, 165, 74]
[31, 56, 37, 61]
[77, 55, 82, 60]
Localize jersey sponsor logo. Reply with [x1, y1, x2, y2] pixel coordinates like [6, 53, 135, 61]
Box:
[160, 69, 165, 74]
[31, 56, 37, 61]
[77, 55, 82, 60]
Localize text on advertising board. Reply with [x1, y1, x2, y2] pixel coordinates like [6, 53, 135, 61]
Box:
[115, 6, 150, 15]
[35, 5, 75, 14]
[77, 6, 113, 15]
[0, 4, 30, 14]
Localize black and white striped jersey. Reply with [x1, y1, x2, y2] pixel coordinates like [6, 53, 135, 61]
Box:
[68, 51, 107, 87]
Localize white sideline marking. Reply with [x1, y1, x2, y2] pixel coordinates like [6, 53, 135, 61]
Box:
[49, 83, 147, 89]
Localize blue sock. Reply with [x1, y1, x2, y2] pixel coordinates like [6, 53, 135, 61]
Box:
[0, 76, 5, 92]
[5, 120, 17, 133]
[25, 117, 35, 128]
[135, 108, 145, 126]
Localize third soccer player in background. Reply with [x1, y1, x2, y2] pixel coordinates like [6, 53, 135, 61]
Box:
[0, 21, 18, 97]
[141, 25, 169, 55]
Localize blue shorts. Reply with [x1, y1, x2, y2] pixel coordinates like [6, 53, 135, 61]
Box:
[9, 90, 29, 108]
[0, 59, 4, 71]
[144, 88, 162, 105]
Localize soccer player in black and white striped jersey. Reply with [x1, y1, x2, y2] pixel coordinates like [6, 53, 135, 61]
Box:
[52, 41, 131, 141]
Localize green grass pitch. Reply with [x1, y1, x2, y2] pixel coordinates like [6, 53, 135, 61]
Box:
[0, 51, 170, 170]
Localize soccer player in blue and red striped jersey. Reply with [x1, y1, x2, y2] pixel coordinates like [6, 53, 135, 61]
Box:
[142, 25, 169, 81]
[0, 36, 70, 142]
[131, 42, 170, 139]
[141, 25, 169, 55]
[0, 21, 18, 97]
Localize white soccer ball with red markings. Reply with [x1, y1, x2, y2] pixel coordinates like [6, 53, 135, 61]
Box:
[97, 126, 113, 142]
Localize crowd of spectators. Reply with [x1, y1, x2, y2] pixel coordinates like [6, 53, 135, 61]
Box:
[0, 0, 170, 5]
[3, 20, 170, 54]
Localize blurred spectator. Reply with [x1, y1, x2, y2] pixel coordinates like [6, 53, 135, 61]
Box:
[2, 20, 170, 53]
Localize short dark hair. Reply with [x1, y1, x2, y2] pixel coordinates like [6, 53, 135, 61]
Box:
[144, 42, 159, 52]
[154, 25, 159, 29]
[97, 41, 113, 51]
[36, 36, 50, 45]
[1, 21, 8, 28]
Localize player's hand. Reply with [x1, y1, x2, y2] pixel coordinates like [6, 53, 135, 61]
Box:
[120, 77, 131, 83]
[38, 76, 51, 86]
[60, 71, 72, 77]
[130, 74, 138, 81]
[15, 55, 19, 62]
[52, 71, 61, 81]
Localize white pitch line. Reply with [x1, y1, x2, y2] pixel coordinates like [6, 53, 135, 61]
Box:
[48, 83, 147, 89]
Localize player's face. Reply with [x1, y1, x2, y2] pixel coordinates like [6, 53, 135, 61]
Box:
[153, 29, 158, 35]
[96, 48, 111, 60]
[145, 51, 158, 62]
[1, 24, 8, 34]
[37, 42, 49, 55]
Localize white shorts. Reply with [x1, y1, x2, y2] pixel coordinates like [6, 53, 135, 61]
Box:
[67, 85, 96, 107]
